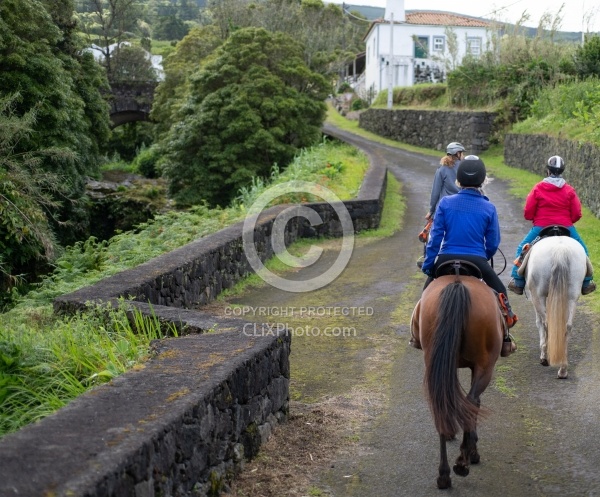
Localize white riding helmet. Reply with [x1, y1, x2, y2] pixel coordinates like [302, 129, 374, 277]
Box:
[446, 142, 465, 156]
[547, 155, 565, 175]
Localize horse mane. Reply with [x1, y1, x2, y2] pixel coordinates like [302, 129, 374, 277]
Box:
[425, 280, 479, 436]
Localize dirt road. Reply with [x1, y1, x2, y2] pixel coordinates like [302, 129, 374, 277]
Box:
[222, 124, 600, 497]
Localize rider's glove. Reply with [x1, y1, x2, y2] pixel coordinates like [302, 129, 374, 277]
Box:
[422, 267, 433, 277]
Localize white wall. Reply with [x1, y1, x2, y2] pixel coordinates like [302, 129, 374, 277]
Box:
[365, 22, 490, 97]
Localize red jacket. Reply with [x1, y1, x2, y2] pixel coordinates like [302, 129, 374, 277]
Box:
[524, 179, 582, 227]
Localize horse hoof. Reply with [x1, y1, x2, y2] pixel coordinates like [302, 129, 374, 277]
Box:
[557, 369, 568, 379]
[437, 475, 452, 489]
[453, 464, 469, 477]
[470, 452, 480, 464]
[540, 359, 549, 366]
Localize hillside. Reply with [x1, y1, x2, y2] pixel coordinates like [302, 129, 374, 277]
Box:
[340, 4, 586, 42]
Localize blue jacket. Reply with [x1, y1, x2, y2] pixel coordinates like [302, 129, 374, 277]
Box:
[422, 188, 501, 273]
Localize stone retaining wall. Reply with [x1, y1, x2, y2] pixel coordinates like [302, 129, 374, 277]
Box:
[0, 142, 387, 497]
[0, 329, 291, 497]
[358, 108, 497, 154]
[504, 133, 600, 218]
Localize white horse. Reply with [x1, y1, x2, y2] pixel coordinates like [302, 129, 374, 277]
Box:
[522, 235, 590, 379]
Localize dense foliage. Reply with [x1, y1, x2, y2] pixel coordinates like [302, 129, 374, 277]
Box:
[512, 77, 600, 146]
[573, 35, 600, 78]
[0, 0, 111, 290]
[0, 95, 71, 295]
[160, 27, 330, 207]
[150, 24, 223, 137]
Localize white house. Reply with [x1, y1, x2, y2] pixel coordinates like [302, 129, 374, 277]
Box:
[362, 0, 491, 97]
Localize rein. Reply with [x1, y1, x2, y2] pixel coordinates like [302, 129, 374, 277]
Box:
[491, 247, 507, 276]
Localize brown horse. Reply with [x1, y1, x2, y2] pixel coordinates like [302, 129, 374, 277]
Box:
[411, 274, 504, 489]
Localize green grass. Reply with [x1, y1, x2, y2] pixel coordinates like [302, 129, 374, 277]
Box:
[357, 173, 404, 239]
[510, 78, 600, 148]
[0, 302, 176, 437]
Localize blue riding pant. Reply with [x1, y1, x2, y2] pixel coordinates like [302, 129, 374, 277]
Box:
[511, 226, 591, 283]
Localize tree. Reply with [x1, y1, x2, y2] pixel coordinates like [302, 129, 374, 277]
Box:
[203, 0, 367, 79]
[75, 0, 143, 81]
[0, 94, 76, 295]
[153, 14, 190, 40]
[110, 43, 157, 82]
[573, 35, 600, 79]
[0, 0, 111, 247]
[160, 27, 330, 207]
[151, 24, 223, 137]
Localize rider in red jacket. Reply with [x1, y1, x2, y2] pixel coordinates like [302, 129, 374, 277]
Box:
[508, 155, 595, 295]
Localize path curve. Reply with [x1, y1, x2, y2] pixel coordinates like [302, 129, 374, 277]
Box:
[233, 124, 600, 496]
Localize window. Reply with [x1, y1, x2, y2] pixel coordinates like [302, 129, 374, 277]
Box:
[414, 36, 429, 59]
[433, 36, 444, 52]
[467, 37, 482, 57]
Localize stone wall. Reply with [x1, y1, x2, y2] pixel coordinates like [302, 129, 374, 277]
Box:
[358, 108, 497, 154]
[0, 329, 291, 497]
[0, 149, 387, 497]
[504, 134, 600, 218]
[54, 171, 386, 315]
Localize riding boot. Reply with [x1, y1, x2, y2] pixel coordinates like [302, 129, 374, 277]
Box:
[582, 278, 597, 295]
[498, 293, 518, 357]
[508, 277, 525, 295]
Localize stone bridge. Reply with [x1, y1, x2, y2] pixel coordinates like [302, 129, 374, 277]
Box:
[108, 81, 158, 128]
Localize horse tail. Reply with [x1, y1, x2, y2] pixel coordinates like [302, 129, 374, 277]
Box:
[425, 281, 479, 437]
[547, 250, 569, 366]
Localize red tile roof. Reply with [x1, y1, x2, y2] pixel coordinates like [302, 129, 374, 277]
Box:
[405, 10, 490, 28]
[363, 10, 491, 41]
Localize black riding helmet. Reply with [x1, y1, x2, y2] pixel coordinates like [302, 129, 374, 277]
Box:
[457, 157, 486, 187]
[547, 155, 565, 176]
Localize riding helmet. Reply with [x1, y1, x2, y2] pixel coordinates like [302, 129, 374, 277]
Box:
[457, 157, 486, 187]
[547, 155, 565, 175]
[446, 142, 465, 156]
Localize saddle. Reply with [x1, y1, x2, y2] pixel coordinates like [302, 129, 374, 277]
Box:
[538, 225, 571, 237]
[517, 225, 592, 278]
[435, 260, 483, 279]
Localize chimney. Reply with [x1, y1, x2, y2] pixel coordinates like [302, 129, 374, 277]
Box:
[384, 0, 405, 22]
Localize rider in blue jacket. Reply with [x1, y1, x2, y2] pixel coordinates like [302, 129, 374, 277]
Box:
[421, 156, 518, 331]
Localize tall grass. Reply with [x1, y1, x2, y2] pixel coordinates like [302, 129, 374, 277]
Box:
[0, 303, 176, 437]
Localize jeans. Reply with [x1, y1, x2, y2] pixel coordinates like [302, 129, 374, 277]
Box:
[511, 225, 591, 283]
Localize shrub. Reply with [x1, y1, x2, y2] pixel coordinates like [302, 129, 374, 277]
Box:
[133, 146, 161, 179]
